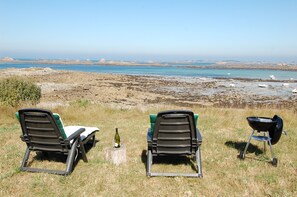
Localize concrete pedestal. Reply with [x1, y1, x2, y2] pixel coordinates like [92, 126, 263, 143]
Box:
[104, 144, 127, 165]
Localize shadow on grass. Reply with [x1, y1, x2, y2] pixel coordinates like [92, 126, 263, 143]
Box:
[26, 139, 98, 170]
[225, 141, 277, 165]
[225, 141, 263, 155]
[141, 150, 198, 172]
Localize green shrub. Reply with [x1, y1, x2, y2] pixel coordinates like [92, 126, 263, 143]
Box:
[0, 77, 41, 106]
[71, 99, 91, 108]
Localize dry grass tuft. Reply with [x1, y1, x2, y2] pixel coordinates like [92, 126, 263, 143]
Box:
[0, 104, 296, 196]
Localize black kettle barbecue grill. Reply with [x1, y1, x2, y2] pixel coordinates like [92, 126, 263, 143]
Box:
[239, 115, 284, 166]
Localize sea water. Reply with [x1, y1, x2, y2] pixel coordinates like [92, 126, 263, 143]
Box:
[0, 62, 296, 80]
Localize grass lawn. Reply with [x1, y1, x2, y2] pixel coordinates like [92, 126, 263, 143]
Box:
[0, 104, 296, 196]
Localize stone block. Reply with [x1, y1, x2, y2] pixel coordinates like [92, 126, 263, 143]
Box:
[104, 144, 127, 165]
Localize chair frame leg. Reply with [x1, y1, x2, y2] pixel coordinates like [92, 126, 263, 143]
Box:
[91, 136, 96, 147]
[263, 132, 267, 153]
[20, 138, 89, 176]
[65, 138, 79, 175]
[85, 134, 96, 147]
[146, 149, 152, 176]
[196, 147, 203, 177]
[79, 138, 88, 162]
[147, 148, 203, 178]
[20, 147, 31, 170]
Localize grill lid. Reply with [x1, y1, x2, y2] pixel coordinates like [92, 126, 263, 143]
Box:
[247, 117, 277, 131]
[247, 115, 283, 145]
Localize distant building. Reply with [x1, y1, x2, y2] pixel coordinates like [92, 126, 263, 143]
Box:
[1, 57, 14, 61]
[99, 58, 106, 63]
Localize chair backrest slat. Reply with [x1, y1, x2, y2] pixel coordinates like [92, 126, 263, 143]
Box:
[19, 108, 70, 153]
[152, 110, 197, 155]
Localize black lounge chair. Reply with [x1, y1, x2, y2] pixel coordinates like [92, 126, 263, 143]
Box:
[147, 110, 203, 177]
[17, 108, 99, 175]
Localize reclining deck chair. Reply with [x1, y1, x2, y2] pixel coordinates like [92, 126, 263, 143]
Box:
[147, 110, 203, 177]
[17, 108, 99, 175]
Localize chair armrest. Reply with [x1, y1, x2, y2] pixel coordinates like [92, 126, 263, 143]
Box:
[65, 128, 85, 141]
[147, 128, 152, 142]
[196, 128, 202, 145]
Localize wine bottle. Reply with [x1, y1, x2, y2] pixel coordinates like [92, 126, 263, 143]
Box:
[114, 128, 121, 148]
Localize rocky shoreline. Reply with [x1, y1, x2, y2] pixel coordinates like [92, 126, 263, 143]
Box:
[1, 58, 297, 71]
[0, 67, 296, 109]
[186, 63, 297, 71]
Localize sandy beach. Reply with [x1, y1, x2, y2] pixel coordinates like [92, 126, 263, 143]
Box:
[1, 67, 296, 109]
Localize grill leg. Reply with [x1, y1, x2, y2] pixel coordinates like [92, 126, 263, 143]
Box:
[242, 130, 255, 158]
[267, 132, 275, 159]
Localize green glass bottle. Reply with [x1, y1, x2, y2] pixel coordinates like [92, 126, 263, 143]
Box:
[114, 128, 121, 148]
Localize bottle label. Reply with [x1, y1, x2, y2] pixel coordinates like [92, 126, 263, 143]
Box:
[114, 143, 119, 148]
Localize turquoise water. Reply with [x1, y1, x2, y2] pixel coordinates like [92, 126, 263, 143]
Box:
[0, 62, 296, 80]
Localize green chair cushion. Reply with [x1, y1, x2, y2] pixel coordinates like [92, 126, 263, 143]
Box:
[15, 112, 67, 139]
[149, 114, 157, 135]
[150, 114, 198, 134]
[53, 113, 66, 139]
[15, 112, 20, 122]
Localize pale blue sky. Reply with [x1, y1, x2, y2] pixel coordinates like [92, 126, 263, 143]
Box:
[0, 0, 296, 62]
